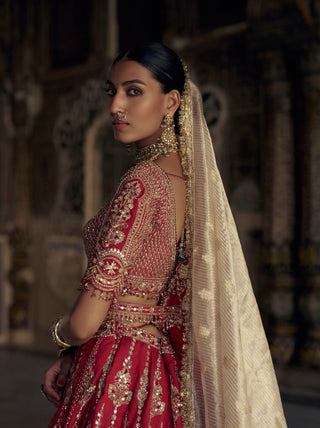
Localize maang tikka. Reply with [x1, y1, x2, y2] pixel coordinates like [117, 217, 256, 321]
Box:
[135, 113, 179, 163]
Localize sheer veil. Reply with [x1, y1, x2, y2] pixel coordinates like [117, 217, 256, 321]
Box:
[180, 80, 287, 427]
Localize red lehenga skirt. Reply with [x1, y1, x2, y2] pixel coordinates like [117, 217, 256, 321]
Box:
[49, 321, 183, 428]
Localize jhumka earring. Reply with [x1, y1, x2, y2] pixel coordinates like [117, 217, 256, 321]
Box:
[159, 113, 177, 147]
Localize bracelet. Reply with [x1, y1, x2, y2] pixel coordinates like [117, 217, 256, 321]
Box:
[51, 317, 72, 351]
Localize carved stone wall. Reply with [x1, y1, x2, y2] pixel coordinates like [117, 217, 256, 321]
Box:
[0, 0, 111, 350]
[1, 0, 320, 395]
[259, 50, 296, 365]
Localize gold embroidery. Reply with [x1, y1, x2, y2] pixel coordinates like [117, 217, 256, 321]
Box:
[95, 321, 175, 354]
[150, 353, 165, 421]
[96, 337, 119, 400]
[105, 179, 142, 245]
[94, 403, 105, 427]
[81, 162, 177, 302]
[108, 339, 136, 425]
[103, 300, 185, 331]
[199, 325, 210, 337]
[170, 383, 182, 422]
[136, 346, 151, 426]
[198, 288, 214, 301]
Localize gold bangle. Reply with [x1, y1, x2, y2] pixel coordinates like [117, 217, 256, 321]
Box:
[51, 317, 72, 350]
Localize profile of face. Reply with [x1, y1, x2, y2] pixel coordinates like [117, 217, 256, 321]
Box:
[106, 60, 180, 148]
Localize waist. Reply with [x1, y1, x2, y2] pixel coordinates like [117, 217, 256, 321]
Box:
[105, 300, 184, 330]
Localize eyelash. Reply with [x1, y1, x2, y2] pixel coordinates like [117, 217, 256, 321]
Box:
[127, 87, 142, 96]
[104, 87, 143, 97]
[105, 87, 116, 96]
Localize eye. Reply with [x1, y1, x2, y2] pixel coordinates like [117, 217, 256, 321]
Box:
[104, 86, 116, 96]
[127, 87, 142, 96]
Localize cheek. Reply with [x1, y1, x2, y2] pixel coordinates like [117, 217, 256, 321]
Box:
[143, 101, 164, 124]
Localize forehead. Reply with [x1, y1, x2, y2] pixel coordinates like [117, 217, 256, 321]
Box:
[109, 60, 158, 86]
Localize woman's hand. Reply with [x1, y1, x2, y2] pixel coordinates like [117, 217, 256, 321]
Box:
[43, 353, 74, 406]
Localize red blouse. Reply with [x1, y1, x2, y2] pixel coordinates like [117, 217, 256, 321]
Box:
[80, 161, 178, 303]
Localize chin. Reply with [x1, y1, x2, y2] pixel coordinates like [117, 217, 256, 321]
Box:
[114, 136, 134, 145]
[113, 133, 127, 143]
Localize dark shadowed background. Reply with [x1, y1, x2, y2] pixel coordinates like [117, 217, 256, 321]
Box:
[1, 1, 320, 426]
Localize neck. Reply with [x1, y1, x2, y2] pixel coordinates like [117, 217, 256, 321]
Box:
[135, 137, 179, 163]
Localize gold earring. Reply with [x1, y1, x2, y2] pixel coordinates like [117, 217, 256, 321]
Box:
[135, 113, 178, 163]
[159, 113, 176, 147]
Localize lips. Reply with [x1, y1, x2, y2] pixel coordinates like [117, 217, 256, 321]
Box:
[112, 121, 129, 131]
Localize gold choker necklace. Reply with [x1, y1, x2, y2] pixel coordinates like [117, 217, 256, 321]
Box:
[135, 138, 179, 163]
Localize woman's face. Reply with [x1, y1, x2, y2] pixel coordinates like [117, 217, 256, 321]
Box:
[106, 60, 172, 148]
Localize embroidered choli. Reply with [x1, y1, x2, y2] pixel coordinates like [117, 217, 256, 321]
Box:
[80, 162, 180, 308]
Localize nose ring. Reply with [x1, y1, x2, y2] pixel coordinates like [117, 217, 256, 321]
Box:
[115, 111, 127, 121]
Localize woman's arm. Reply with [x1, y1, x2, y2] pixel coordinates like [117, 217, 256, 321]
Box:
[55, 167, 154, 347]
[57, 291, 112, 346]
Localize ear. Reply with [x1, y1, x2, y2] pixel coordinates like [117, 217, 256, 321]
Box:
[165, 89, 181, 115]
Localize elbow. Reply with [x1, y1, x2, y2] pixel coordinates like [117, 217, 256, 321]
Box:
[66, 316, 96, 345]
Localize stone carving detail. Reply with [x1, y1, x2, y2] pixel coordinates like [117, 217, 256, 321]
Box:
[53, 78, 106, 214]
[200, 83, 226, 128]
[260, 51, 296, 365]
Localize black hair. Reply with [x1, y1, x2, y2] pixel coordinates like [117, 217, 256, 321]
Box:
[113, 42, 185, 132]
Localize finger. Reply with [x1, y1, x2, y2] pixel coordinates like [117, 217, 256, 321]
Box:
[44, 366, 62, 402]
[56, 355, 73, 387]
[41, 384, 59, 406]
[44, 382, 61, 404]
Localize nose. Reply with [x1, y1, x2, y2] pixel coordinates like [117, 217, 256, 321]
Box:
[109, 93, 125, 116]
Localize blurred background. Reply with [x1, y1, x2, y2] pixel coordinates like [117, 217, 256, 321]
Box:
[0, 0, 320, 426]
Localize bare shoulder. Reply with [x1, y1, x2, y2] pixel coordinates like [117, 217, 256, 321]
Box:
[154, 152, 184, 178]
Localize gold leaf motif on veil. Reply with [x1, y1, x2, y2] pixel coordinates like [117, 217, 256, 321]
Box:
[206, 221, 215, 232]
[199, 325, 210, 337]
[201, 253, 214, 264]
[236, 400, 251, 415]
[198, 288, 214, 301]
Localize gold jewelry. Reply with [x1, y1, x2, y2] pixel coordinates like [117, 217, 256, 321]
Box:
[51, 317, 72, 351]
[160, 113, 176, 145]
[135, 113, 178, 162]
[115, 111, 127, 121]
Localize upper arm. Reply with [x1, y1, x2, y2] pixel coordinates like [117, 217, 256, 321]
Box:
[67, 289, 112, 342]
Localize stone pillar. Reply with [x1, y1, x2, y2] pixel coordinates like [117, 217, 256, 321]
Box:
[260, 51, 296, 365]
[298, 44, 320, 368]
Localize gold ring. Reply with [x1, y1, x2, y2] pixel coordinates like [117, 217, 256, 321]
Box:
[40, 384, 48, 400]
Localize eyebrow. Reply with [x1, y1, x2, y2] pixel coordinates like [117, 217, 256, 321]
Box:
[105, 79, 147, 87]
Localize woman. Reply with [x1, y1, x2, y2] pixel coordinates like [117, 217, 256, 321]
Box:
[43, 42, 287, 427]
